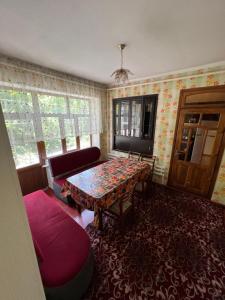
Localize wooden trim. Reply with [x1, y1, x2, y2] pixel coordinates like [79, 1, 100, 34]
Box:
[180, 85, 225, 108]
[61, 138, 67, 153]
[37, 141, 47, 165]
[168, 85, 225, 198]
[17, 163, 41, 173]
[168, 88, 183, 186]
[76, 136, 80, 149]
[208, 121, 225, 198]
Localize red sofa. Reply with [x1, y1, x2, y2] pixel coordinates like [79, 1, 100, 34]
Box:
[48, 147, 106, 204]
[24, 190, 94, 300]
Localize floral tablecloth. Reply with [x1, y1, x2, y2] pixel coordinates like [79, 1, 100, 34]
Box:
[61, 158, 151, 227]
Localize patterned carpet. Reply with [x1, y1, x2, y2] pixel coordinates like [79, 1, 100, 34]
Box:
[83, 184, 225, 300]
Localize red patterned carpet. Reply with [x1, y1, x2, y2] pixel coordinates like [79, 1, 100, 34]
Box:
[83, 184, 225, 300]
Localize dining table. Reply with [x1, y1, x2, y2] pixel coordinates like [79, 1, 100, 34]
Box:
[61, 157, 151, 229]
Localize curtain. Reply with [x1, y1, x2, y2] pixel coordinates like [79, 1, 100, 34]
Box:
[0, 56, 105, 143]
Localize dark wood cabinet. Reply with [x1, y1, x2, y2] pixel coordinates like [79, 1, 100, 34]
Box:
[113, 95, 158, 154]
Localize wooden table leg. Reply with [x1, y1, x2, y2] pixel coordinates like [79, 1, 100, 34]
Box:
[98, 208, 103, 231]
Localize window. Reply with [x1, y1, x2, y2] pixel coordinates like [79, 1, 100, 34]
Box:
[80, 135, 91, 149]
[0, 89, 101, 169]
[42, 117, 62, 157]
[113, 95, 158, 154]
[64, 119, 77, 151]
[0, 90, 39, 168]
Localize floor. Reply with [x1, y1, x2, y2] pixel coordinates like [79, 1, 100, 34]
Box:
[46, 188, 94, 228]
[83, 184, 225, 300]
[47, 185, 225, 300]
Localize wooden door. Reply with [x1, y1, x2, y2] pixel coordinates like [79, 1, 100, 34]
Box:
[169, 108, 225, 196]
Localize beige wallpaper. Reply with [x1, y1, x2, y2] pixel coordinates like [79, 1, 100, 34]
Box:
[107, 68, 225, 205]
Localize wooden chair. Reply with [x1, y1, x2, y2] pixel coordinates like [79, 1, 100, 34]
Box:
[103, 180, 136, 231]
[141, 155, 157, 182]
[128, 151, 141, 161]
[135, 155, 157, 201]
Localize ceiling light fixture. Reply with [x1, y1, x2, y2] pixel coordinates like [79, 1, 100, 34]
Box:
[111, 43, 133, 84]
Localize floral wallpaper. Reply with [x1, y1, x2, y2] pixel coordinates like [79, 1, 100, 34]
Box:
[107, 68, 225, 205]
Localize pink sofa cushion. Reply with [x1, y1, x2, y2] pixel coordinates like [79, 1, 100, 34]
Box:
[33, 238, 44, 263]
[49, 147, 101, 177]
[24, 190, 90, 287]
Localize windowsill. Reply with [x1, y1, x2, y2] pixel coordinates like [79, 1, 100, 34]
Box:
[114, 134, 152, 140]
[17, 163, 41, 172]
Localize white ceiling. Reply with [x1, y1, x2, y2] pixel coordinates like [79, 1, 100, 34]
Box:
[0, 0, 225, 84]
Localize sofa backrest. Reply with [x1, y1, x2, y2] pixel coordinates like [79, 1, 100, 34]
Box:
[49, 147, 101, 177]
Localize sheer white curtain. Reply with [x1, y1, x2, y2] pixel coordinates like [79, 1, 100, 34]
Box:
[0, 56, 106, 167]
[0, 56, 105, 142]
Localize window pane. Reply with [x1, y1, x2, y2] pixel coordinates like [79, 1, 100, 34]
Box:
[115, 103, 120, 115]
[201, 114, 220, 127]
[11, 143, 39, 169]
[42, 117, 61, 139]
[203, 130, 216, 155]
[78, 116, 90, 134]
[45, 139, 62, 157]
[115, 116, 119, 135]
[5, 119, 39, 168]
[80, 135, 91, 149]
[42, 117, 62, 157]
[0, 90, 33, 114]
[186, 128, 197, 161]
[5, 119, 36, 144]
[64, 119, 76, 150]
[64, 119, 75, 136]
[92, 134, 100, 148]
[69, 98, 89, 114]
[131, 101, 141, 137]
[184, 114, 200, 124]
[39, 95, 67, 114]
[120, 101, 129, 136]
[66, 137, 77, 151]
[190, 128, 205, 163]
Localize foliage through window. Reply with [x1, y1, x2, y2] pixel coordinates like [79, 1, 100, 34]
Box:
[0, 89, 101, 168]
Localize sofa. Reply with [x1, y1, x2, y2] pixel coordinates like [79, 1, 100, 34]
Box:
[24, 190, 94, 300]
[48, 147, 106, 204]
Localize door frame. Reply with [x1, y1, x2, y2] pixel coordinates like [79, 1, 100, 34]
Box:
[168, 85, 225, 199]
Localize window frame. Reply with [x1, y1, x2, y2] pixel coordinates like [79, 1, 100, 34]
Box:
[0, 88, 94, 169]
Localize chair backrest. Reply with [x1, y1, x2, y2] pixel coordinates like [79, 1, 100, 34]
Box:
[128, 151, 141, 161]
[140, 155, 157, 181]
[119, 180, 136, 215]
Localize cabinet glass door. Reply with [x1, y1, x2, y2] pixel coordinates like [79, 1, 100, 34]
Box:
[120, 101, 130, 136]
[143, 99, 153, 138]
[131, 100, 142, 137]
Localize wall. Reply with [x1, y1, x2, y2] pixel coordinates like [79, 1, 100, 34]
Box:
[107, 66, 225, 205]
[0, 106, 45, 300]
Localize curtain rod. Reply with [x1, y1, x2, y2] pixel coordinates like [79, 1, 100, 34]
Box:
[107, 70, 225, 91]
[0, 61, 106, 91]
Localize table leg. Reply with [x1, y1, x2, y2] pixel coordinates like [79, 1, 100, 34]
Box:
[98, 208, 103, 231]
[67, 195, 75, 207]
